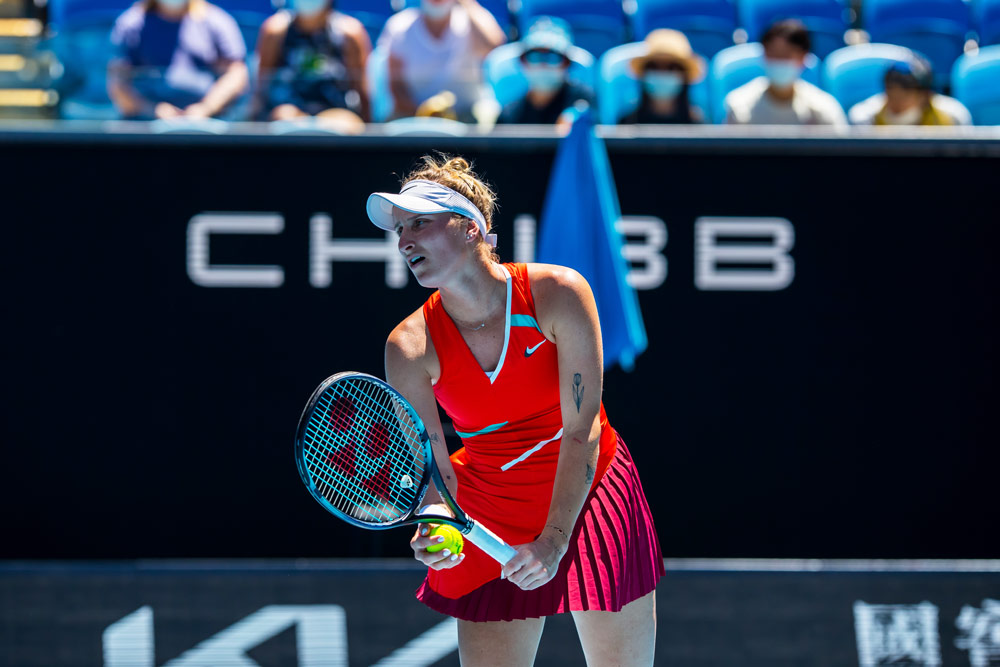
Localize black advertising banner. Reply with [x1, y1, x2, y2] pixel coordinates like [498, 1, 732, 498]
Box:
[2, 130, 997, 560]
[1, 560, 998, 666]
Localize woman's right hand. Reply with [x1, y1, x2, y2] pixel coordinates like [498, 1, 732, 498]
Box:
[411, 524, 466, 570]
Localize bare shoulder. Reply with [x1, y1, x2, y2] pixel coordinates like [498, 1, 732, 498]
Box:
[385, 306, 439, 382]
[335, 11, 370, 45]
[261, 10, 291, 33]
[334, 9, 363, 30]
[386, 307, 427, 360]
[527, 263, 592, 303]
[526, 263, 596, 337]
[382, 7, 420, 39]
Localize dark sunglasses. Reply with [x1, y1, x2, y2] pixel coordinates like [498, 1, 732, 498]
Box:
[644, 60, 686, 74]
[522, 49, 568, 66]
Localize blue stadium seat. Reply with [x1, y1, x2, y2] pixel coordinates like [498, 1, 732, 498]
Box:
[737, 0, 849, 58]
[973, 0, 1000, 45]
[475, 0, 511, 27]
[597, 40, 709, 123]
[340, 0, 398, 43]
[951, 44, 1000, 124]
[597, 41, 645, 123]
[483, 0, 512, 26]
[517, 0, 627, 56]
[47, 0, 133, 29]
[366, 42, 393, 121]
[51, 0, 272, 43]
[822, 43, 915, 114]
[707, 41, 820, 123]
[862, 0, 970, 89]
[214, 0, 274, 51]
[484, 42, 596, 108]
[628, 0, 736, 58]
[47, 0, 134, 119]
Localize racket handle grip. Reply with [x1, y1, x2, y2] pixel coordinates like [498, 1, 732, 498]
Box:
[465, 520, 517, 565]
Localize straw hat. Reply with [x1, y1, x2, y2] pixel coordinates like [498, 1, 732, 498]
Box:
[630, 29, 705, 82]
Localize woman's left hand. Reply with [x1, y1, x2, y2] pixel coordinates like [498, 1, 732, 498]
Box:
[501, 533, 569, 591]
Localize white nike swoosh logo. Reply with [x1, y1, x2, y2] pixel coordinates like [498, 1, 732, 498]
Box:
[524, 340, 546, 357]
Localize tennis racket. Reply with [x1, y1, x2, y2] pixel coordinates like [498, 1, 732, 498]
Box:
[295, 371, 517, 564]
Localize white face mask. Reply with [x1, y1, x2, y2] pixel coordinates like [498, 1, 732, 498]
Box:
[643, 71, 684, 100]
[421, 0, 454, 20]
[882, 105, 924, 125]
[293, 0, 327, 15]
[763, 59, 803, 89]
[522, 64, 566, 93]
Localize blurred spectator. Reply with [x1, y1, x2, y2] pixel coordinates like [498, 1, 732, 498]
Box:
[848, 57, 972, 126]
[254, 0, 371, 124]
[725, 20, 845, 126]
[497, 17, 593, 125]
[380, 0, 506, 121]
[620, 29, 704, 124]
[108, 0, 249, 120]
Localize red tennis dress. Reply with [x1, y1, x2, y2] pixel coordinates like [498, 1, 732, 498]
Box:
[415, 263, 664, 622]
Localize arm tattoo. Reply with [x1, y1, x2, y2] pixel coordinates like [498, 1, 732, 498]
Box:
[572, 373, 584, 413]
[429, 434, 453, 482]
[585, 463, 595, 484]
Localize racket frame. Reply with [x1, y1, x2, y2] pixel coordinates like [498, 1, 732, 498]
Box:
[295, 372, 516, 564]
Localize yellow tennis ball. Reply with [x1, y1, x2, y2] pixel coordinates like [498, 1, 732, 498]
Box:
[425, 524, 464, 555]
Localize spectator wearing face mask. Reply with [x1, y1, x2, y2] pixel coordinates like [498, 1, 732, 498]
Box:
[724, 20, 845, 126]
[497, 17, 593, 125]
[108, 0, 249, 120]
[620, 29, 704, 124]
[254, 0, 371, 124]
[848, 56, 971, 126]
[379, 0, 506, 121]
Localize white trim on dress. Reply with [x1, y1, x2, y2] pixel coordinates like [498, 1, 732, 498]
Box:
[485, 264, 513, 385]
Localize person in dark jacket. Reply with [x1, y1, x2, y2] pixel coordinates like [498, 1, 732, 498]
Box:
[497, 17, 593, 125]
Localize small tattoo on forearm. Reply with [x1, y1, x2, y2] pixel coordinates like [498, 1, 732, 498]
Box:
[430, 433, 440, 443]
[585, 463, 595, 484]
[572, 373, 584, 412]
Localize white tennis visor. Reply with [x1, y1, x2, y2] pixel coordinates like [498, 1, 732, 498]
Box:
[366, 179, 497, 247]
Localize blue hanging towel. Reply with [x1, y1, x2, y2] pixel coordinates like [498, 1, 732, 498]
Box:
[536, 108, 647, 371]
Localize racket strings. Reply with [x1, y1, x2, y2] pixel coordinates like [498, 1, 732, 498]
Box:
[304, 391, 417, 517]
[302, 378, 426, 524]
[304, 403, 414, 522]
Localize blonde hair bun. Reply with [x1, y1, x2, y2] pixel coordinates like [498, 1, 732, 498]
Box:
[403, 154, 496, 233]
[444, 157, 471, 173]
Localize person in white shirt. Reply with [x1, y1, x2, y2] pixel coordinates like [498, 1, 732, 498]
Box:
[379, 0, 506, 121]
[725, 20, 846, 126]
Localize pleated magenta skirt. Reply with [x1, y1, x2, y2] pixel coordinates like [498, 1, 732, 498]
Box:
[415, 434, 664, 622]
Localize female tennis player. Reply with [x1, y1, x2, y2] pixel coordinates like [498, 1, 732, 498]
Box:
[367, 155, 663, 666]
